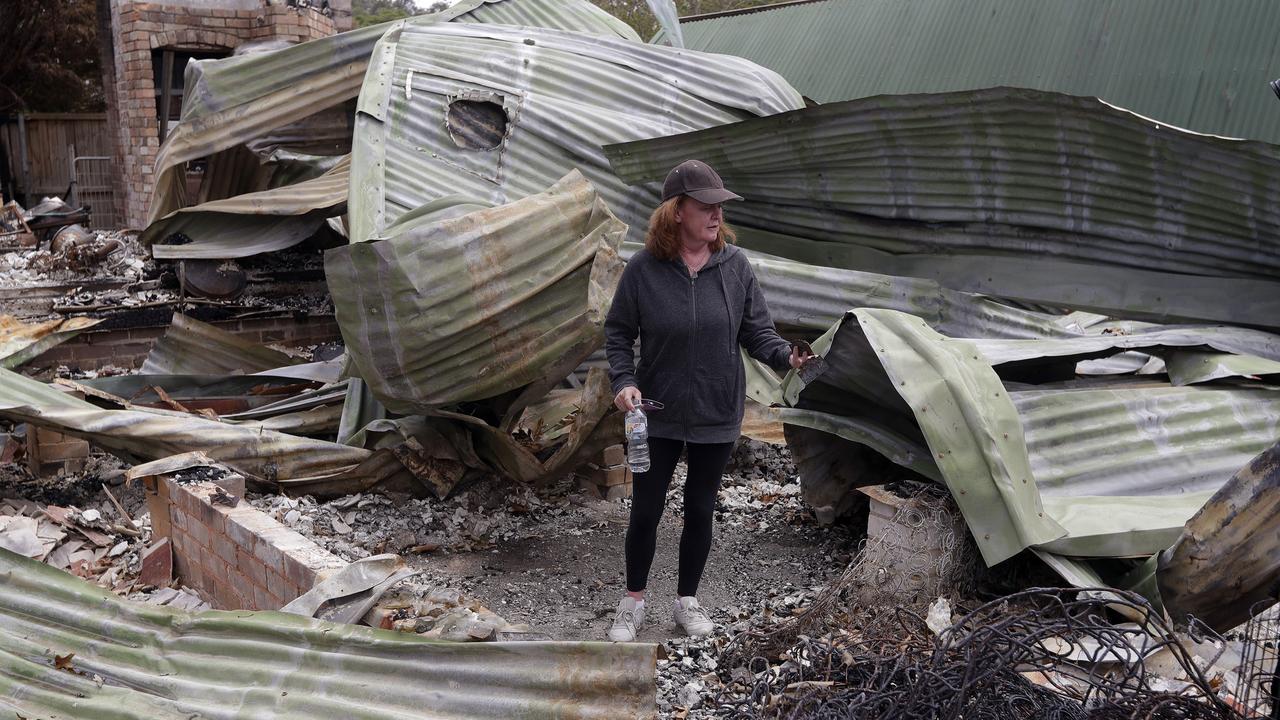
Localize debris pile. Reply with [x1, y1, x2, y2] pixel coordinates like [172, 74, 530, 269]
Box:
[0, 229, 146, 286]
[248, 480, 586, 560]
[0, 456, 148, 592]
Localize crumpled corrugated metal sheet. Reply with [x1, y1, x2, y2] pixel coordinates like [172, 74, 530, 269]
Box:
[742, 249, 1071, 339]
[147, 0, 658, 226]
[142, 155, 350, 260]
[347, 20, 801, 243]
[0, 366, 396, 489]
[0, 548, 658, 719]
[604, 87, 1280, 328]
[1162, 350, 1280, 386]
[327, 171, 624, 413]
[783, 308, 1280, 566]
[970, 326, 1280, 367]
[140, 313, 300, 375]
[0, 315, 100, 369]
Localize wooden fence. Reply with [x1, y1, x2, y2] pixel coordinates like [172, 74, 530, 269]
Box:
[0, 113, 116, 225]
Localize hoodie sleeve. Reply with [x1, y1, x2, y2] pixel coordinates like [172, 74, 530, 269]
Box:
[604, 259, 641, 395]
[737, 261, 793, 372]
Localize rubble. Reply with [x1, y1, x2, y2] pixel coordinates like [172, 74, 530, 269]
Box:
[0, 452, 151, 593]
[2, 1, 1280, 718]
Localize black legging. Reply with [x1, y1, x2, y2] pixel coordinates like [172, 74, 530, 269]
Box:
[625, 437, 735, 598]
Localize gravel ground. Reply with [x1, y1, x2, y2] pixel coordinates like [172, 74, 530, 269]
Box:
[251, 439, 862, 717]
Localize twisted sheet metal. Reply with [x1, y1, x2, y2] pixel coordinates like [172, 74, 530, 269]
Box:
[326, 171, 625, 412]
[348, 21, 802, 242]
[672, 0, 1280, 145]
[0, 367, 406, 494]
[1163, 350, 1280, 386]
[603, 88, 1280, 327]
[140, 313, 300, 376]
[747, 250, 1071, 340]
[783, 309, 1280, 565]
[971, 326, 1280, 367]
[143, 155, 350, 259]
[0, 549, 657, 720]
[0, 315, 99, 369]
[147, 0, 647, 224]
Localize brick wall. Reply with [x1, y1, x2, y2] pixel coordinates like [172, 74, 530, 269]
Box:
[144, 475, 346, 610]
[106, 0, 350, 228]
[30, 313, 341, 371]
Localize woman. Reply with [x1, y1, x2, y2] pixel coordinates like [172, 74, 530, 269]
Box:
[603, 160, 809, 641]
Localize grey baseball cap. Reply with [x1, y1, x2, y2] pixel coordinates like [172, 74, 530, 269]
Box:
[661, 160, 743, 204]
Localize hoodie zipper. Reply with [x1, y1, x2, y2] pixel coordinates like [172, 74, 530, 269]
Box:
[686, 268, 697, 438]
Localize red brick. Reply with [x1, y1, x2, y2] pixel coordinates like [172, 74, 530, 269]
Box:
[252, 584, 280, 611]
[192, 494, 226, 535]
[238, 549, 267, 589]
[212, 535, 237, 566]
[181, 557, 204, 589]
[281, 554, 317, 591]
[265, 568, 296, 602]
[140, 538, 172, 587]
[223, 516, 258, 551]
[185, 519, 209, 549]
[252, 528, 287, 569]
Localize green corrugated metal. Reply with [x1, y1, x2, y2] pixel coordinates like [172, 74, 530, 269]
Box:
[674, 0, 1280, 143]
[0, 549, 658, 719]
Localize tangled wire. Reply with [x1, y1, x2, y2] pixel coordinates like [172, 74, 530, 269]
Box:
[705, 489, 1245, 719]
[713, 588, 1239, 720]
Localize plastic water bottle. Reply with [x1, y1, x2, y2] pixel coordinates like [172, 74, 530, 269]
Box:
[625, 407, 650, 473]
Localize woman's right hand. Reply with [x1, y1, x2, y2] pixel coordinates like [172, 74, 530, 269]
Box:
[614, 386, 642, 412]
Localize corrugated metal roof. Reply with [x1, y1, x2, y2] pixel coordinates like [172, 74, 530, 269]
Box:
[328, 171, 625, 412]
[348, 20, 801, 243]
[778, 308, 1280, 565]
[671, 0, 1280, 144]
[604, 87, 1280, 328]
[148, 0, 653, 224]
[0, 366, 410, 495]
[140, 313, 300, 375]
[0, 548, 658, 719]
[0, 315, 100, 370]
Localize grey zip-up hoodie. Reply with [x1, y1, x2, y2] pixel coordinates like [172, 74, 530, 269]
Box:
[605, 245, 792, 444]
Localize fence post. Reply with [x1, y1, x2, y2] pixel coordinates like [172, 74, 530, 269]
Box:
[17, 114, 31, 206]
[68, 143, 78, 206]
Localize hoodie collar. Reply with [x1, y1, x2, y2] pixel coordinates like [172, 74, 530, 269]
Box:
[672, 245, 735, 274]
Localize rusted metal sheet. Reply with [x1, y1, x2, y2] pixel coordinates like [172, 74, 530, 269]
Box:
[0, 315, 100, 369]
[140, 314, 300, 376]
[326, 171, 623, 413]
[1154, 441, 1280, 631]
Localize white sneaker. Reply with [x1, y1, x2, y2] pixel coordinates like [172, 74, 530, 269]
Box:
[607, 596, 645, 642]
[674, 596, 714, 636]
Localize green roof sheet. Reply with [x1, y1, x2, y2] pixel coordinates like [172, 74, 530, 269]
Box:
[674, 0, 1280, 143]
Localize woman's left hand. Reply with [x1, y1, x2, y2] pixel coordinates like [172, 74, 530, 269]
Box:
[789, 344, 813, 369]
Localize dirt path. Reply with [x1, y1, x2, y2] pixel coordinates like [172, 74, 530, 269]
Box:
[411, 487, 857, 643]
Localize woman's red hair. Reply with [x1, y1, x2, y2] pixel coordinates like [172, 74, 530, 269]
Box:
[644, 197, 736, 261]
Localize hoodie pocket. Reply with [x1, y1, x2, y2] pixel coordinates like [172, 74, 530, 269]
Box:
[639, 370, 675, 405]
[692, 375, 735, 425]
